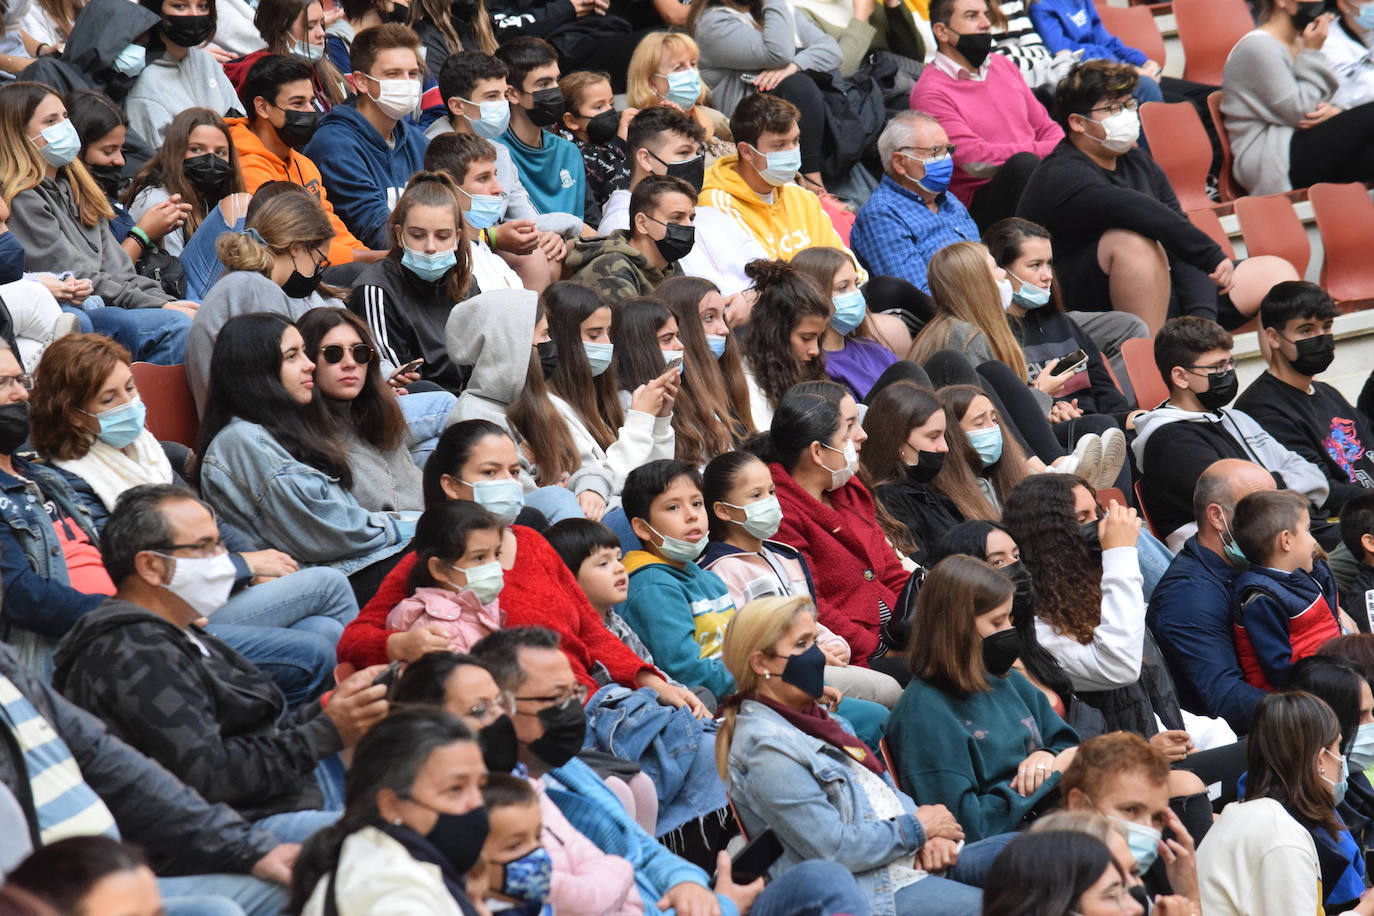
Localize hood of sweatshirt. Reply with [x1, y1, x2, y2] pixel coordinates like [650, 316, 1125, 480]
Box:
[701, 153, 767, 216]
[564, 229, 651, 274]
[226, 116, 290, 180]
[445, 288, 537, 407]
[1131, 404, 1233, 460]
[624, 549, 696, 580]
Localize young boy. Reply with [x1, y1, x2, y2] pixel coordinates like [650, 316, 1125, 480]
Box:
[423, 133, 524, 292]
[567, 175, 695, 301]
[1341, 491, 1374, 633]
[558, 71, 629, 210]
[1231, 489, 1342, 691]
[479, 773, 554, 916]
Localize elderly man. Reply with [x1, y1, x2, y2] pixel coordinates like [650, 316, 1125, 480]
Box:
[851, 111, 980, 294]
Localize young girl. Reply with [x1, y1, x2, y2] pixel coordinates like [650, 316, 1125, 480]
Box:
[939, 383, 1033, 512]
[559, 71, 629, 211]
[405, 0, 496, 76]
[128, 0, 244, 145]
[242, 0, 349, 108]
[734, 259, 832, 427]
[386, 500, 506, 654]
[610, 296, 684, 414]
[658, 284, 736, 466]
[657, 275, 756, 437]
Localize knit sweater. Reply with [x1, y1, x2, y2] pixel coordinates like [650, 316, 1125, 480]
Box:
[1197, 798, 1325, 916]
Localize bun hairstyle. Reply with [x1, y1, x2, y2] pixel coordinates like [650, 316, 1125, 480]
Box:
[216, 188, 333, 275]
[736, 259, 832, 410]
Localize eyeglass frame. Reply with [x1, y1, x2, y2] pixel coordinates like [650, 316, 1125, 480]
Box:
[0, 372, 34, 395]
[319, 343, 375, 365]
[899, 143, 956, 160]
[460, 691, 517, 724]
[1088, 97, 1140, 117]
[513, 683, 588, 711]
[1183, 358, 1238, 376]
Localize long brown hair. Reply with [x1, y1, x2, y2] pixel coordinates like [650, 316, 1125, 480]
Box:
[660, 283, 736, 465]
[297, 306, 408, 452]
[407, 0, 497, 54]
[543, 282, 622, 451]
[1245, 691, 1346, 836]
[0, 82, 112, 227]
[1003, 473, 1104, 644]
[30, 334, 131, 461]
[657, 275, 755, 437]
[507, 301, 581, 486]
[790, 246, 882, 343]
[908, 242, 1029, 380]
[255, 0, 349, 104]
[909, 554, 1014, 696]
[387, 171, 474, 305]
[735, 259, 830, 410]
[938, 384, 1029, 509]
[124, 108, 246, 236]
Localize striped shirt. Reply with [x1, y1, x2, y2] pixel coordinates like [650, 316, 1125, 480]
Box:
[991, 0, 1056, 86]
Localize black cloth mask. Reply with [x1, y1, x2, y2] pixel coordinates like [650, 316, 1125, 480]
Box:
[478, 714, 519, 773]
[585, 109, 620, 145]
[182, 153, 234, 199]
[425, 805, 489, 875]
[1079, 518, 1103, 566]
[1196, 367, 1238, 411]
[0, 403, 30, 454]
[1287, 332, 1335, 377]
[537, 340, 558, 380]
[780, 643, 826, 699]
[654, 151, 706, 193]
[908, 448, 945, 484]
[275, 108, 320, 149]
[528, 696, 586, 767]
[527, 87, 565, 128]
[0, 231, 26, 286]
[981, 629, 1021, 677]
[953, 31, 993, 69]
[282, 259, 324, 298]
[87, 162, 124, 199]
[651, 220, 694, 263]
[161, 13, 215, 48]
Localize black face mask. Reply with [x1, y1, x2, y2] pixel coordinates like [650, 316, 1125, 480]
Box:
[1004, 560, 1036, 624]
[275, 108, 320, 149]
[87, 162, 124, 199]
[0, 231, 26, 287]
[1292, 0, 1327, 30]
[653, 150, 706, 193]
[182, 153, 234, 199]
[1128, 884, 1151, 914]
[649, 219, 694, 263]
[1196, 367, 1238, 411]
[526, 87, 565, 128]
[424, 805, 490, 875]
[1079, 518, 1103, 565]
[478, 714, 519, 773]
[952, 31, 993, 69]
[907, 448, 945, 484]
[162, 13, 215, 48]
[536, 340, 558, 380]
[779, 643, 826, 699]
[1286, 332, 1335, 377]
[528, 695, 586, 767]
[282, 256, 325, 299]
[981, 628, 1021, 677]
[585, 108, 620, 145]
[385, 2, 409, 21]
[0, 402, 31, 454]
[450, 0, 479, 19]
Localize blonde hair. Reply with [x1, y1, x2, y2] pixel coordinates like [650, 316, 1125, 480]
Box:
[908, 241, 1030, 381]
[715, 596, 816, 781]
[0, 82, 112, 228]
[216, 191, 334, 275]
[627, 32, 704, 111]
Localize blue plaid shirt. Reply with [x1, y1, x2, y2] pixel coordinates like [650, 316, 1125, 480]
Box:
[851, 175, 980, 293]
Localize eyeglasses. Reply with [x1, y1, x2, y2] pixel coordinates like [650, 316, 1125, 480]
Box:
[462, 691, 516, 724]
[901, 144, 956, 159]
[0, 373, 33, 395]
[1089, 97, 1140, 117]
[150, 540, 227, 559]
[514, 684, 588, 710]
[1184, 358, 1237, 376]
[320, 343, 374, 365]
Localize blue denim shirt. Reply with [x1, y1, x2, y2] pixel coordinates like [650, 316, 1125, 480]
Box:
[200, 418, 416, 576]
[727, 699, 925, 916]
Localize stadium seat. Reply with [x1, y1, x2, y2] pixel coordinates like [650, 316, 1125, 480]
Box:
[1234, 193, 1310, 278]
[878, 737, 901, 791]
[1185, 207, 1236, 260]
[1174, 0, 1253, 85]
[130, 362, 199, 448]
[1096, 486, 1128, 508]
[1206, 91, 1245, 202]
[1095, 3, 1166, 69]
[1134, 480, 1162, 537]
[1120, 337, 1168, 409]
[1310, 181, 1374, 310]
[1139, 100, 1214, 212]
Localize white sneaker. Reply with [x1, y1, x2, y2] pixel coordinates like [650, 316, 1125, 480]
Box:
[1068, 433, 1103, 486]
[52, 312, 80, 340]
[1095, 428, 1127, 490]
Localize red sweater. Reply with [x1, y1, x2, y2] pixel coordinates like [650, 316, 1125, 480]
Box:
[768, 464, 909, 665]
[337, 525, 656, 690]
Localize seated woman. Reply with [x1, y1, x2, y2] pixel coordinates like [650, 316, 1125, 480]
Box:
[127, 0, 245, 146]
[718, 593, 1009, 914]
[939, 384, 1032, 512]
[983, 830, 1143, 916]
[291, 708, 487, 916]
[657, 275, 758, 438]
[885, 555, 1078, 841]
[735, 259, 833, 428]
[198, 312, 418, 598]
[226, 0, 349, 110]
[626, 31, 732, 155]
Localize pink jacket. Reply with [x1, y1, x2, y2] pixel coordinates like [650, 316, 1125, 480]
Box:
[532, 777, 643, 916]
[704, 549, 852, 663]
[384, 587, 504, 654]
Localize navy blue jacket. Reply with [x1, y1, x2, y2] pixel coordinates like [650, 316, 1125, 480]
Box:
[1232, 560, 1341, 691]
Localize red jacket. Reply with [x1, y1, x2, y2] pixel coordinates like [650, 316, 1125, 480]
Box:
[337, 525, 656, 691]
[768, 464, 908, 665]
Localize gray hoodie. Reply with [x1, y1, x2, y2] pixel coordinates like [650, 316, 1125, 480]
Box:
[446, 288, 538, 431]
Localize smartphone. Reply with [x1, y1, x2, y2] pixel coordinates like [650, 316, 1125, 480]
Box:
[720, 829, 784, 885]
[740, 74, 757, 84]
[372, 660, 402, 690]
[1050, 349, 1088, 376]
[396, 357, 425, 376]
[665, 357, 684, 373]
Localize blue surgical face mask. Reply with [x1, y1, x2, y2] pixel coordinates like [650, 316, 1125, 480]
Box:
[1349, 722, 1374, 773]
[1011, 271, 1051, 309]
[290, 38, 324, 60]
[462, 476, 524, 525]
[748, 143, 801, 187]
[830, 289, 867, 335]
[647, 522, 706, 563]
[1322, 747, 1350, 806]
[113, 42, 147, 77]
[30, 118, 81, 168]
[582, 340, 613, 376]
[401, 245, 457, 282]
[1108, 816, 1162, 872]
[657, 67, 702, 109]
[462, 97, 511, 140]
[904, 152, 953, 194]
[966, 425, 1003, 467]
[457, 185, 504, 230]
[87, 397, 147, 449]
[704, 334, 727, 359]
[1358, 2, 1374, 28]
[0, 231, 26, 284]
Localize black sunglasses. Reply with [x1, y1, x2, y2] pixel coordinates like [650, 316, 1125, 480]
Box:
[320, 343, 374, 365]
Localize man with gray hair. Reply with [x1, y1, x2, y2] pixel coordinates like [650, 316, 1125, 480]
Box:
[851, 110, 980, 294]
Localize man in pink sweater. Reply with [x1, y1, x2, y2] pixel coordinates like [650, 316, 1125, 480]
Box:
[910, 0, 1064, 229]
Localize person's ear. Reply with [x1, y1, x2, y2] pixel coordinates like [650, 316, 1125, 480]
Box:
[747, 648, 773, 679]
[1262, 326, 1283, 353]
[1276, 529, 1293, 556]
[252, 96, 272, 121]
[505, 84, 521, 105]
[1064, 787, 1088, 811]
[427, 555, 453, 584]
[132, 550, 167, 588]
[440, 473, 463, 500]
[375, 787, 404, 825]
[629, 515, 656, 544]
[447, 95, 464, 119]
[1205, 502, 1226, 534]
[712, 500, 735, 525]
[1362, 532, 1374, 559]
[352, 70, 371, 95]
[1169, 365, 1191, 391]
[561, 110, 580, 132]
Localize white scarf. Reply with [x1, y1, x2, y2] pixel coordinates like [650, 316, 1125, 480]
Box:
[52, 429, 174, 510]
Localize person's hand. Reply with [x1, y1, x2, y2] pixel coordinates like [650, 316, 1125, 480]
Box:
[820, 684, 843, 710]
[658, 879, 721, 916]
[536, 230, 568, 263]
[618, 106, 639, 141]
[1148, 729, 1194, 762]
[137, 194, 193, 243]
[1209, 257, 1236, 293]
[917, 836, 960, 872]
[1099, 499, 1142, 551]
[163, 301, 198, 317]
[389, 362, 423, 389]
[1353, 887, 1374, 916]
[1048, 399, 1082, 423]
[753, 62, 798, 92]
[724, 290, 755, 328]
[1299, 12, 1333, 50]
[1341, 608, 1362, 634]
[493, 219, 540, 255]
[654, 367, 680, 417]
[387, 623, 452, 662]
[206, 44, 235, 64]
[569, 0, 598, 15]
[35, 274, 77, 302]
[322, 5, 345, 24]
[1011, 749, 1057, 796]
[1157, 807, 1200, 905]
[711, 852, 763, 915]
[915, 804, 964, 841]
[1125, 408, 1148, 430]
[820, 644, 847, 666]
[1151, 896, 1199, 916]
[242, 548, 299, 582]
[324, 665, 391, 746]
[1136, 59, 1162, 78]
[672, 685, 711, 718]
[251, 843, 299, 885]
[1298, 101, 1342, 128]
[1033, 359, 1070, 397]
[578, 489, 607, 521]
[851, 0, 875, 20]
[629, 377, 671, 415]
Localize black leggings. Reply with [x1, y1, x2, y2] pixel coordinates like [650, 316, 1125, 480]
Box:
[863, 274, 937, 337]
[1289, 100, 1374, 188]
[767, 71, 827, 176]
[969, 151, 1040, 232]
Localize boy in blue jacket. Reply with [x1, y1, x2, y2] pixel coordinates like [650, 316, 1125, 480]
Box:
[304, 23, 428, 250]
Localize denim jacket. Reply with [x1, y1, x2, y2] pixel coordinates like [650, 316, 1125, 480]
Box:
[200, 418, 417, 576]
[727, 699, 925, 916]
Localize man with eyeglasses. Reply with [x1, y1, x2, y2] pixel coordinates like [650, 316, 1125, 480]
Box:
[1132, 316, 1330, 551]
[852, 111, 980, 295]
[1018, 60, 1297, 335]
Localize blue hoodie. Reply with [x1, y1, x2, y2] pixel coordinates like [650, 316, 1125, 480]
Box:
[304, 103, 426, 250]
[1027, 0, 1148, 66]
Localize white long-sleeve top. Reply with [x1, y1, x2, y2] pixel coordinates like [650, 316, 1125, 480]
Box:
[549, 395, 674, 506]
[1034, 545, 1145, 692]
[1197, 798, 1325, 916]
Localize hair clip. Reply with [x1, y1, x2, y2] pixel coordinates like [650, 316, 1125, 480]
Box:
[241, 227, 266, 246]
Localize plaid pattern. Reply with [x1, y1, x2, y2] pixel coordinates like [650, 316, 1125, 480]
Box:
[850, 175, 980, 293]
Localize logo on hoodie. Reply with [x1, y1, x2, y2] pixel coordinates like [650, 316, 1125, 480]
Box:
[560, 169, 574, 190]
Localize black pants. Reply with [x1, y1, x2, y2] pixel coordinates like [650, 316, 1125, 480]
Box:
[974, 359, 1067, 463]
[918, 349, 1042, 461]
[864, 274, 936, 337]
[969, 151, 1041, 232]
[1289, 100, 1374, 188]
[768, 71, 827, 177]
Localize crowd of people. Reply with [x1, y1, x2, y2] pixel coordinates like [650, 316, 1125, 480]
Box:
[2, 0, 1374, 911]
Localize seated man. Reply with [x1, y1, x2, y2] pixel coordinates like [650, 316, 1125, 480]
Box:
[1018, 60, 1296, 334]
[303, 23, 428, 250]
[1132, 316, 1329, 550]
[1148, 459, 1273, 733]
[909, 0, 1063, 230]
[1237, 280, 1374, 517]
[567, 176, 694, 302]
[229, 54, 386, 267]
[851, 110, 980, 294]
[52, 484, 389, 842]
[423, 133, 526, 293]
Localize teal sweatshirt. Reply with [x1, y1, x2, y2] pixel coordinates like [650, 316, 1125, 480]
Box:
[882, 671, 1078, 841]
[496, 128, 587, 220]
[621, 551, 737, 699]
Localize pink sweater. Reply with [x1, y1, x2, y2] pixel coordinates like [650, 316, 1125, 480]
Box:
[384, 586, 503, 654]
[909, 53, 1065, 205]
[532, 777, 643, 916]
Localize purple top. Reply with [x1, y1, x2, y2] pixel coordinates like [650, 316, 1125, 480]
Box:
[823, 337, 898, 400]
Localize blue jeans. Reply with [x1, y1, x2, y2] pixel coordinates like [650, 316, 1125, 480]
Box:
[1137, 528, 1173, 602]
[250, 756, 347, 844]
[212, 566, 359, 644]
[63, 304, 190, 365]
[751, 859, 868, 916]
[208, 623, 335, 708]
[397, 389, 457, 468]
[893, 832, 1015, 916]
[157, 875, 286, 916]
[525, 485, 584, 524]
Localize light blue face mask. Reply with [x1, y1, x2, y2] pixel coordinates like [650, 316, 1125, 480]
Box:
[1348, 722, 1374, 772]
[462, 477, 525, 525]
[1108, 815, 1162, 872]
[457, 185, 503, 230]
[658, 67, 702, 109]
[647, 523, 706, 563]
[88, 397, 147, 449]
[113, 43, 147, 77]
[450, 559, 504, 604]
[462, 97, 511, 140]
[1323, 747, 1350, 806]
[722, 495, 783, 539]
[30, 118, 81, 168]
[290, 38, 324, 60]
[1011, 272, 1051, 309]
[662, 349, 684, 376]
[967, 425, 1003, 467]
[401, 245, 457, 282]
[830, 289, 867, 335]
[704, 334, 727, 359]
[749, 143, 801, 187]
[1358, 2, 1374, 29]
[582, 340, 613, 376]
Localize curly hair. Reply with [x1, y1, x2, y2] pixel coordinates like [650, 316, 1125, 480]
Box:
[1003, 473, 1103, 644]
[735, 259, 830, 410]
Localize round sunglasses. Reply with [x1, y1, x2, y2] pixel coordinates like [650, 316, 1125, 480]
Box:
[320, 343, 375, 365]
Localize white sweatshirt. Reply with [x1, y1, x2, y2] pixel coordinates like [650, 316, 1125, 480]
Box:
[549, 394, 674, 505]
[1034, 545, 1145, 692]
[1197, 798, 1324, 916]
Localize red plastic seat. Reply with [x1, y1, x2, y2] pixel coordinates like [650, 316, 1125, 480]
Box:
[1184, 207, 1236, 260]
[130, 362, 199, 448]
[1134, 479, 1162, 537]
[1139, 100, 1214, 212]
[1310, 182, 1374, 310]
[1174, 0, 1253, 85]
[1206, 91, 1246, 202]
[1234, 193, 1310, 278]
[1120, 337, 1168, 410]
[1095, 3, 1166, 68]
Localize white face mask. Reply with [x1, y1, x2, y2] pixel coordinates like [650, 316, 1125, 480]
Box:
[1089, 108, 1140, 154]
[155, 551, 238, 618]
[367, 75, 422, 120]
[820, 439, 857, 491]
[996, 276, 1015, 311]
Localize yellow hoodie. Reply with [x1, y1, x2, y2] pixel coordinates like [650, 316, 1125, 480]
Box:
[699, 154, 867, 282]
[225, 117, 367, 265]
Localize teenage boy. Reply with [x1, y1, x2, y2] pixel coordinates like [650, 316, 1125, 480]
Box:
[1231, 489, 1341, 691]
[1131, 316, 1329, 550]
[568, 176, 693, 301]
[1340, 492, 1374, 632]
[423, 133, 525, 292]
[304, 23, 428, 250]
[1237, 280, 1374, 514]
[231, 54, 385, 266]
[494, 37, 588, 221]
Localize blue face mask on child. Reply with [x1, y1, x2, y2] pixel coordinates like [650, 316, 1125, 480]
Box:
[830, 289, 867, 335]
